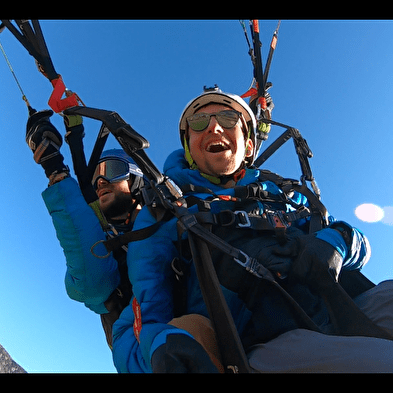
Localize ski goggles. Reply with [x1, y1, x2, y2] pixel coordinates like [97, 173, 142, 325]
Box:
[186, 110, 243, 132]
[92, 158, 142, 189]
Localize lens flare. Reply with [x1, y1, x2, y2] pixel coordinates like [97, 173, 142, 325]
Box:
[381, 206, 393, 226]
[355, 203, 385, 223]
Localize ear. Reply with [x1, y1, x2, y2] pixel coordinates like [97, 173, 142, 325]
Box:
[245, 138, 254, 157]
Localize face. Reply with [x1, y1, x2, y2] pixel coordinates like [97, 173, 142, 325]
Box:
[187, 104, 253, 177]
[96, 178, 133, 220]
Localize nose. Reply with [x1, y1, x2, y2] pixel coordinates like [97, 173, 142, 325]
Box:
[206, 116, 224, 134]
[96, 177, 109, 189]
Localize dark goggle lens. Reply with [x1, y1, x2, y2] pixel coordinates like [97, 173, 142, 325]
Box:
[92, 159, 129, 188]
[187, 110, 241, 132]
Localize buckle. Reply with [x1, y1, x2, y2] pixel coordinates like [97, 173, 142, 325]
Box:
[265, 210, 290, 229]
[233, 250, 262, 278]
[234, 211, 251, 228]
[233, 250, 274, 281]
[218, 210, 251, 228]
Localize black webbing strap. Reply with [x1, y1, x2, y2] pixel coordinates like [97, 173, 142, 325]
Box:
[102, 222, 161, 253]
[320, 276, 393, 341]
[178, 213, 273, 281]
[183, 207, 393, 344]
[179, 211, 324, 346]
[187, 226, 253, 373]
[1, 20, 59, 81]
[257, 169, 329, 233]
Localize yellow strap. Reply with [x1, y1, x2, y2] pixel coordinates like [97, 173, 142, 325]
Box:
[88, 199, 110, 230]
[64, 114, 83, 128]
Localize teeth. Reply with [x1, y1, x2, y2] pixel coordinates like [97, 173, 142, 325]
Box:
[206, 141, 229, 152]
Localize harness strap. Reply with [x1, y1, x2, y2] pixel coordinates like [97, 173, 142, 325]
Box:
[187, 228, 253, 373]
[102, 222, 161, 253]
[178, 212, 276, 281]
[291, 182, 329, 232]
[257, 169, 330, 232]
[176, 175, 393, 343]
[179, 207, 393, 344]
[321, 277, 393, 340]
[193, 208, 310, 232]
[178, 211, 323, 337]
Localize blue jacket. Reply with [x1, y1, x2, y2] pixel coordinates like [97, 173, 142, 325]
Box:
[42, 176, 120, 314]
[112, 149, 371, 373]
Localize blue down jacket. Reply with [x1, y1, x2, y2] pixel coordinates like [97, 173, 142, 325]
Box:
[42, 176, 120, 314]
[112, 149, 371, 373]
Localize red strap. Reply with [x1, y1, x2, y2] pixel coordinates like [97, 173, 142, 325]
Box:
[240, 87, 258, 99]
[258, 96, 267, 110]
[48, 76, 79, 113]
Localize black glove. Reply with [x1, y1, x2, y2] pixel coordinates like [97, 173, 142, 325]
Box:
[273, 235, 343, 291]
[26, 110, 68, 178]
[151, 334, 219, 373]
[254, 242, 293, 279]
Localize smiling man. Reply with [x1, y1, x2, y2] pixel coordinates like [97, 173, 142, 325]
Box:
[25, 108, 146, 349]
[185, 104, 253, 184]
[92, 149, 144, 224]
[112, 87, 393, 373]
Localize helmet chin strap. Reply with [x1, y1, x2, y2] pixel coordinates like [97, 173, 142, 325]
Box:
[201, 167, 246, 185]
[183, 136, 247, 185]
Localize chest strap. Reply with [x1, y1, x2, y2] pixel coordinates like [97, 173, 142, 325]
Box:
[194, 207, 311, 231]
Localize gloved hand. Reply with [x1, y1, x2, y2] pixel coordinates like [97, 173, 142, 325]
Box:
[255, 242, 293, 279]
[26, 110, 68, 178]
[272, 235, 343, 291]
[151, 334, 219, 373]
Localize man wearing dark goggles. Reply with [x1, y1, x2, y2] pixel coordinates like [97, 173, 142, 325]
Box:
[25, 107, 145, 351]
[92, 153, 145, 224]
[92, 157, 143, 190]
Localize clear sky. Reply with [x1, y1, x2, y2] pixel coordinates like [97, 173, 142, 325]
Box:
[1, 19, 393, 373]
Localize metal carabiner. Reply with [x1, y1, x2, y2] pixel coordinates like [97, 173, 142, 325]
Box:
[90, 239, 111, 259]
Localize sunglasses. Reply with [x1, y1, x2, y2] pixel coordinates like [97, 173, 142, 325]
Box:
[92, 158, 132, 190]
[187, 110, 242, 132]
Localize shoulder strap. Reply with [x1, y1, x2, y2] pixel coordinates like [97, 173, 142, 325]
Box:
[257, 169, 329, 232]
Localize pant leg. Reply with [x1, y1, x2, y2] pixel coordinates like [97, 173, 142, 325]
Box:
[169, 314, 225, 373]
[247, 328, 393, 373]
[248, 279, 393, 373]
[354, 279, 393, 335]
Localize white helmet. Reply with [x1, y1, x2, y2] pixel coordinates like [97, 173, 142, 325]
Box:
[179, 86, 258, 166]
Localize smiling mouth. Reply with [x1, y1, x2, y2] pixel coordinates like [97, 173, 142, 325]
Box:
[98, 189, 112, 198]
[206, 141, 230, 153]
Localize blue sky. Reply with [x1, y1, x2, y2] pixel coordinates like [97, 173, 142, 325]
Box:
[1, 20, 393, 373]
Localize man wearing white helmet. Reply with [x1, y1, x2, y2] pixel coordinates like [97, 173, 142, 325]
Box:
[179, 86, 258, 184]
[112, 87, 393, 373]
[25, 110, 145, 348]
